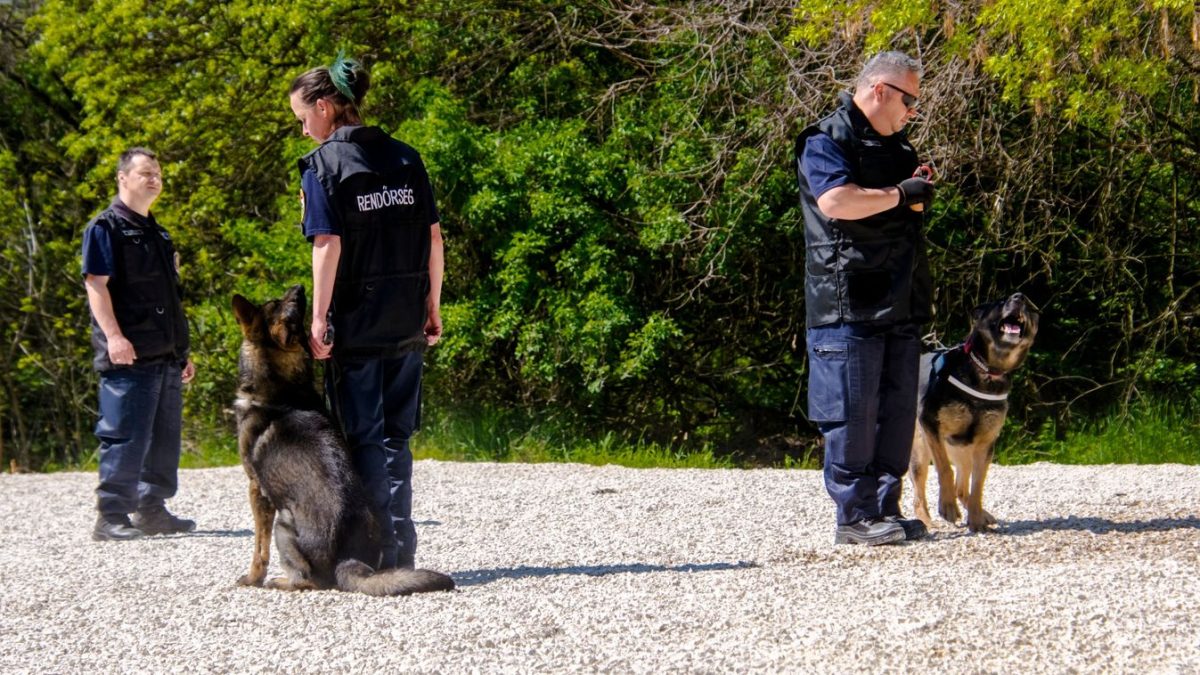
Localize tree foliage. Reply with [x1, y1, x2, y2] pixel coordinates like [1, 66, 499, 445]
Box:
[0, 0, 1195, 469]
[793, 0, 1200, 424]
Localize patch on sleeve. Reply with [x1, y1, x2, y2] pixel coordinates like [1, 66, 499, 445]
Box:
[299, 188, 307, 228]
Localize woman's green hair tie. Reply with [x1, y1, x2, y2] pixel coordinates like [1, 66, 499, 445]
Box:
[329, 51, 361, 104]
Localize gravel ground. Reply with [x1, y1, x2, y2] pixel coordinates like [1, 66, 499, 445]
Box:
[1, 461, 1198, 673]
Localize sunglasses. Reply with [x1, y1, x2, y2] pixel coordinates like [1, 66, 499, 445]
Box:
[880, 82, 919, 110]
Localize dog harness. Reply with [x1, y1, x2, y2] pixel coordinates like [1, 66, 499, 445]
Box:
[946, 374, 1009, 401]
[931, 346, 1010, 402]
[963, 334, 1008, 380]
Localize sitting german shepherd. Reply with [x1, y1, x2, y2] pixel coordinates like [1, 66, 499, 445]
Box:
[231, 285, 454, 595]
[909, 293, 1039, 532]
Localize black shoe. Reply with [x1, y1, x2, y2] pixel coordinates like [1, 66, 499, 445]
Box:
[377, 553, 415, 571]
[883, 515, 929, 541]
[132, 505, 196, 535]
[93, 515, 144, 541]
[834, 518, 905, 546]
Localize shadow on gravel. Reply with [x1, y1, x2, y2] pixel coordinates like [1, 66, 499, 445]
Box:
[452, 561, 758, 587]
[999, 516, 1200, 535]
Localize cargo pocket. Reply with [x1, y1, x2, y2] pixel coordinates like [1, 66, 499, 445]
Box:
[807, 342, 849, 423]
[336, 275, 426, 351]
[113, 303, 174, 360]
[119, 237, 165, 281]
[845, 269, 892, 311]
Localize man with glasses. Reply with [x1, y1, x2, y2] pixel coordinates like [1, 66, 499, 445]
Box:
[83, 148, 197, 541]
[794, 51, 935, 545]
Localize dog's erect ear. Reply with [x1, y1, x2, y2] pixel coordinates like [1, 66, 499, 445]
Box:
[266, 285, 306, 350]
[281, 284, 307, 316]
[231, 294, 264, 339]
[970, 302, 991, 324]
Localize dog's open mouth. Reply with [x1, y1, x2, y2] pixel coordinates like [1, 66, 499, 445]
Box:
[999, 314, 1025, 341]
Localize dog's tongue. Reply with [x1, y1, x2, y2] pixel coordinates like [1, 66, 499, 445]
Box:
[1001, 322, 1021, 334]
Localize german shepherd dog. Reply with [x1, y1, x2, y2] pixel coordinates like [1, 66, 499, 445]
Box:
[909, 293, 1039, 532]
[231, 285, 454, 595]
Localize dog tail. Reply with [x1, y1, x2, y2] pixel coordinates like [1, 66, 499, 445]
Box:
[335, 559, 455, 596]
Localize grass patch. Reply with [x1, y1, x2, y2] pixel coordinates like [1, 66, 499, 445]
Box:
[33, 421, 239, 473]
[34, 400, 1196, 474]
[996, 401, 1200, 465]
[179, 422, 240, 469]
[412, 406, 732, 469]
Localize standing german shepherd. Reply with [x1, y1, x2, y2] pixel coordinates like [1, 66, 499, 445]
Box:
[909, 293, 1039, 532]
[231, 285, 454, 595]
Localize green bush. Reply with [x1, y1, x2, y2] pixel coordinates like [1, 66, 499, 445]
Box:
[0, 1, 1194, 469]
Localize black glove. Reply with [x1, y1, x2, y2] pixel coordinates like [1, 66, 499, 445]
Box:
[897, 177, 935, 207]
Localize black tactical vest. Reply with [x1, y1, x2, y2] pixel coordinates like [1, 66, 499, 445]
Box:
[794, 92, 933, 328]
[87, 205, 189, 371]
[299, 126, 433, 358]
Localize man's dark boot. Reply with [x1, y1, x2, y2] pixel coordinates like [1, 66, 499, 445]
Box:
[883, 515, 929, 541]
[834, 518, 905, 546]
[132, 505, 196, 535]
[93, 514, 144, 541]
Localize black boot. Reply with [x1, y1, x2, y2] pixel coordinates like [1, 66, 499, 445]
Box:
[132, 505, 196, 535]
[833, 518, 905, 546]
[93, 514, 144, 541]
[882, 515, 929, 541]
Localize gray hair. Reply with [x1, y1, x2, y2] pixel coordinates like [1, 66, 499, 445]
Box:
[855, 51, 923, 89]
[116, 147, 157, 176]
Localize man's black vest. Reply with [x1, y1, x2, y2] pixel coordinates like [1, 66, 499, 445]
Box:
[794, 92, 933, 328]
[299, 126, 433, 358]
[88, 205, 189, 371]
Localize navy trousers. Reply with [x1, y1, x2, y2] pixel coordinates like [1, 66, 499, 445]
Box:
[95, 362, 183, 516]
[326, 351, 423, 569]
[807, 321, 920, 526]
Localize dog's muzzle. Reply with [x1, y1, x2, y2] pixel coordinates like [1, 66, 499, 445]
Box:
[999, 294, 1036, 342]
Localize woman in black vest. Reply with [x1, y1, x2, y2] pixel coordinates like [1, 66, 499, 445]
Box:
[289, 55, 445, 569]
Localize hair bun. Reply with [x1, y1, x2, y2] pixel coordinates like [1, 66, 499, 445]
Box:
[329, 52, 370, 105]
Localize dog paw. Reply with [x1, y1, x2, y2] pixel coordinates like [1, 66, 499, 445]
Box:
[237, 574, 264, 587]
[967, 513, 993, 532]
[938, 499, 961, 524]
[265, 576, 318, 591]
